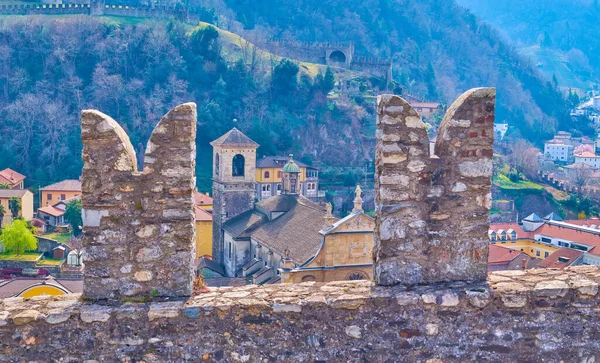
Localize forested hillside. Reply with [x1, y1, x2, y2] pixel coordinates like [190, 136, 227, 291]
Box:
[0, 17, 366, 191]
[208, 0, 593, 140]
[456, 0, 600, 88]
[0, 0, 594, 193]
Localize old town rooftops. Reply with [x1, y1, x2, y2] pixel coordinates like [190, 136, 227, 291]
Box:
[0, 168, 25, 185]
[40, 179, 81, 191]
[223, 194, 334, 265]
[490, 219, 600, 256]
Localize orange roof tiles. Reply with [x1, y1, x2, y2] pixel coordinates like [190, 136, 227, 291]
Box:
[193, 191, 213, 206]
[0, 168, 25, 185]
[38, 206, 65, 217]
[40, 179, 81, 192]
[488, 245, 525, 265]
[490, 220, 600, 256]
[536, 248, 584, 269]
[195, 207, 212, 222]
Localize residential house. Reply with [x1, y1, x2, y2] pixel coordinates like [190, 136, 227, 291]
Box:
[40, 180, 81, 207]
[195, 207, 213, 258]
[255, 155, 320, 201]
[0, 189, 34, 227]
[487, 244, 537, 272]
[489, 213, 600, 266]
[194, 190, 213, 212]
[544, 140, 574, 163]
[37, 196, 79, 231]
[411, 102, 441, 120]
[535, 248, 584, 269]
[0, 168, 25, 189]
[574, 151, 600, 169]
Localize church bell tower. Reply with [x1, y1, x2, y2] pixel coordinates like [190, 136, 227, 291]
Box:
[211, 128, 259, 265]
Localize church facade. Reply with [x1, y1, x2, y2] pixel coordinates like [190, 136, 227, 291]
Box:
[211, 128, 374, 283]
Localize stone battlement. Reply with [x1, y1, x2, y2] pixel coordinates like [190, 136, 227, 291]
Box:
[0, 267, 599, 360]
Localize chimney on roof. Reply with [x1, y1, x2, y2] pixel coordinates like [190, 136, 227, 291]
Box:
[521, 258, 527, 270]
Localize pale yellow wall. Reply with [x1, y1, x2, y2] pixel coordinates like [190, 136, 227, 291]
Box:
[42, 190, 80, 207]
[282, 213, 375, 283]
[0, 191, 33, 225]
[195, 220, 213, 258]
[21, 191, 33, 220]
[255, 167, 306, 183]
[496, 240, 558, 259]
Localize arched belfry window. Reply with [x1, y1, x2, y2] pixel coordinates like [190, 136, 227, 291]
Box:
[215, 153, 220, 176]
[232, 154, 245, 177]
[264, 171, 270, 178]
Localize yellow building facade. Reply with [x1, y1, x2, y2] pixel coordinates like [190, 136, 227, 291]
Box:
[0, 189, 34, 227]
[40, 180, 81, 207]
[495, 239, 559, 259]
[281, 186, 374, 283]
[195, 207, 213, 258]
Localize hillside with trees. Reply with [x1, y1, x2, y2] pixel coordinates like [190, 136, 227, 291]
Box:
[456, 0, 600, 89]
[0, 0, 593, 193]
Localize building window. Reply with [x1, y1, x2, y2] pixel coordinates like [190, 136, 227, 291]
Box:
[536, 250, 540, 257]
[277, 171, 282, 178]
[47, 194, 52, 200]
[264, 171, 270, 179]
[232, 154, 245, 177]
[544, 252, 549, 258]
[215, 153, 220, 176]
[228, 242, 232, 259]
[347, 272, 366, 281]
[60, 194, 66, 200]
[541, 237, 552, 243]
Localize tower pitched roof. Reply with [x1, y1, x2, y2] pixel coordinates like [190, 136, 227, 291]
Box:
[210, 128, 259, 148]
[523, 213, 543, 222]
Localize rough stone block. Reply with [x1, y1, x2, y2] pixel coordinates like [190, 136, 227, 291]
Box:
[81, 103, 197, 300]
[375, 88, 495, 286]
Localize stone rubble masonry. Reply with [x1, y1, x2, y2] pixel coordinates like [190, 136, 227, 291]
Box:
[375, 88, 495, 286]
[81, 103, 197, 300]
[1, 267, 600, 360]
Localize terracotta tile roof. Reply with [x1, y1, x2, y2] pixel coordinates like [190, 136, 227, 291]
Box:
[0, 168, 25, 186]
[193, 191, 213, 206]
[536, 248, 584, 268]
[411, 102, 440, 109]
[488, 245, 525, 265]
[210, 127, 259, 147]
[195, 207, 212, 222]
[576, 151, 599, 158]
[490, 220, 600, 256]
[38, 206, 66, 217]
[31, 218, 47, 227]
[40, 179, 81, 192]
[0, 189, 31, 199]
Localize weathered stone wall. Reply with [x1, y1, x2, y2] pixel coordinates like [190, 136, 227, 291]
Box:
[375, 88, 495, 286]
[1, 268, 600, 361]
[81, 103, 196, 300]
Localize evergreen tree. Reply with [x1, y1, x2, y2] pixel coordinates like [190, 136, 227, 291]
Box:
[323, 67, 335, 93]
[64, 199, 83, 237]
[0, 205, 4, 229]
[8, 197, 20, 219]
